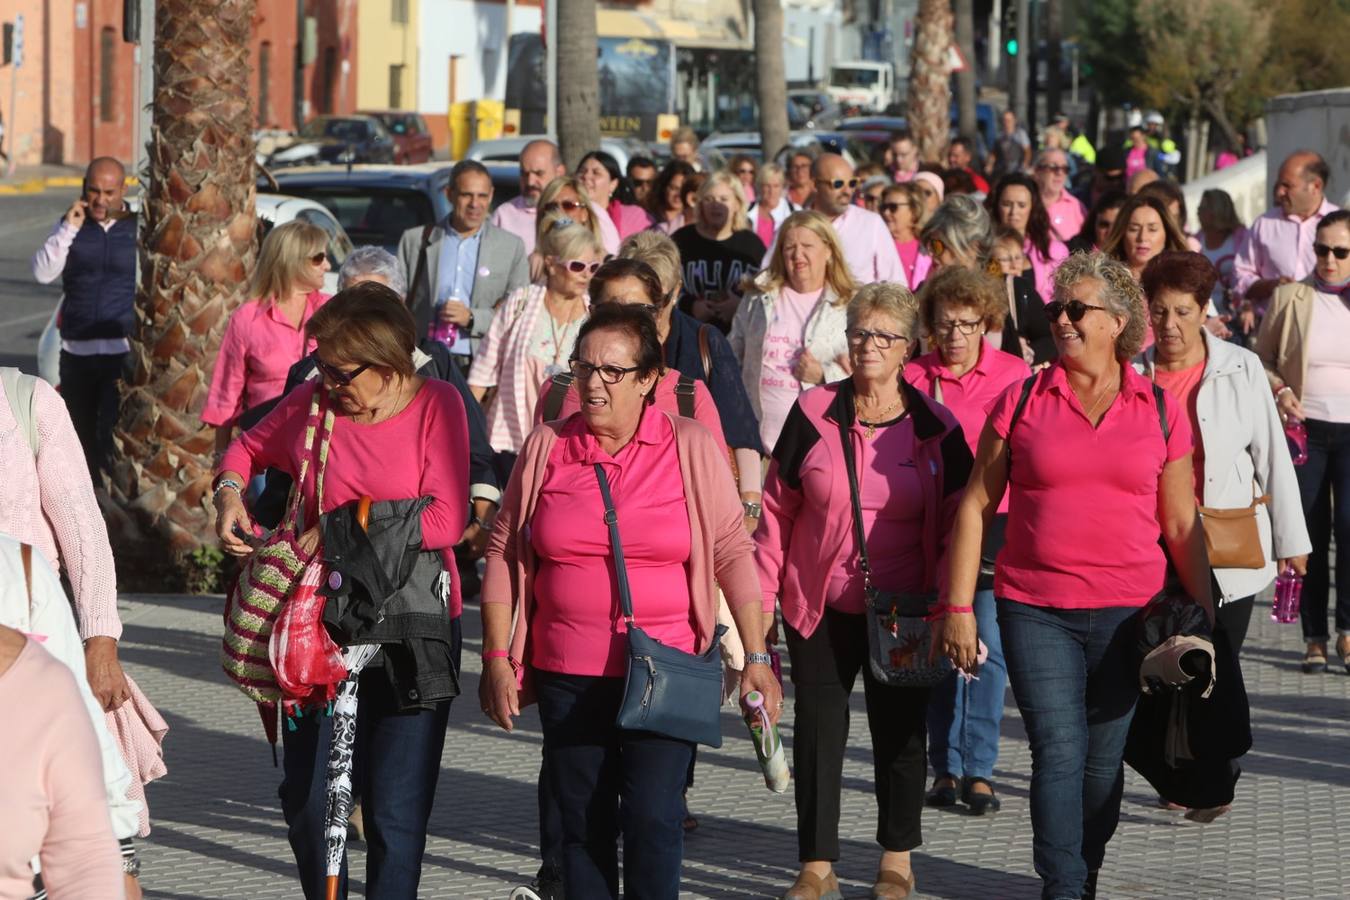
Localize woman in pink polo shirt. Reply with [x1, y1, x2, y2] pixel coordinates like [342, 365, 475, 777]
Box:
[480, 304, 780, 899]
[904, 266, 1030, 817]
[758, 284, 973, 900]
[938, 252, 1212, 900]
[202, 220, 332, 458]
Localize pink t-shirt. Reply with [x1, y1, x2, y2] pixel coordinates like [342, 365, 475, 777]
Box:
[201, 291, 330, 427]
[1301, 290, 1350, 424]
[824, 415, 926, 612]
[1126, 144, 1149, 179]
[896, 239, 921, 289]
[1026, 238, 1069, 304]
[987, 363, 1193, 608]
[529, 410, 694, 677]
[755, 212, 776, 251]
[758, 286, 821, 450]
[1153, 360, 1207, 501]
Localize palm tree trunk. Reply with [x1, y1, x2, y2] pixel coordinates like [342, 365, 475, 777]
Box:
[109, 0, 259, 572]
[754, 0, 790, 165]
[908, 0, 955, 164]
[954, 0, 977, 141]
[556, 0, 600, 171]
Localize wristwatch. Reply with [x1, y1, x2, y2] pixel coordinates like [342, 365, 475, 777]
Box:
[745, 651, 773, 667]
[742, 500, 762, 519]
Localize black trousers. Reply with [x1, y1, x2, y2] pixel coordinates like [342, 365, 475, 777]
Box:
[58, 350, 126, 484]
[785, 608, 930, 861]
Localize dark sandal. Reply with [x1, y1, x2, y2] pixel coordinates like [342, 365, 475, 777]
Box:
[961, 777, 1002, 815]
[872, 868, 916, 899]
[925, 774, 959, 807]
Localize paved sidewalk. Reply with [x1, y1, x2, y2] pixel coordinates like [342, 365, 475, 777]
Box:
[123, 592, 1350, 899]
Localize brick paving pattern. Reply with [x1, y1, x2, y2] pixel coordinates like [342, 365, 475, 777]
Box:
[123, 591, 1350, 899]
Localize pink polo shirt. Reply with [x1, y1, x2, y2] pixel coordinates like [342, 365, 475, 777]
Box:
[905, 344, 1031, 513]
[1026, 238, 1069, 304]
[529, 409, 695, 677]
[1044, 191, 1087, 244]
[201, 291, 330, 427]
[987, 363, 1192, 609]
[489, 195, 621, 256]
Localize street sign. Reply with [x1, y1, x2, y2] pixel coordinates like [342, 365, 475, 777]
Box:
[13, 14, 23, 68]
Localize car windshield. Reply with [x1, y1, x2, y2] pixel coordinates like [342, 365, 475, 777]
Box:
[292, 188, 439, 251]
[300, 119, 371, 142]
[830, 67, 880, 88]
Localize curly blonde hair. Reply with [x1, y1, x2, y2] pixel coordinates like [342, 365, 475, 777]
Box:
[1052, 251, 1148, 360]
[918, 266, 1007, 337]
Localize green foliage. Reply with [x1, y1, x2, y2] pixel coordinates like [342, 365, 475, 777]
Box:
[1078, 0, 1141, 106]
[182, 545, 227, 595]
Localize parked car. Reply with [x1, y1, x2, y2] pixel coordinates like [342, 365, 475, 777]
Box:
[699, 130, 856, 168]
[465, 135, 652, 172]
[358, 110, 435, 164]
[787, 90, 843, 130]
[267, 115, 398, 169]
[37, 193, 353, 388]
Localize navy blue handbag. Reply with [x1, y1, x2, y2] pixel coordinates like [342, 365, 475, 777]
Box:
[594, 463, 727, 747]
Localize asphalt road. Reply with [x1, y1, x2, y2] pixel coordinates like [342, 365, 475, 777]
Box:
[0, 189, 72, 374]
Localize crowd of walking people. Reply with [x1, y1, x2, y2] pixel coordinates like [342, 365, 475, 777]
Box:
[3, 107, 1342, 900]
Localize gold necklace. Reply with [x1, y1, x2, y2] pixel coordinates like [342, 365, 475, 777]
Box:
[855, 395, 902, 439]
[1081, 378, 1118, 422]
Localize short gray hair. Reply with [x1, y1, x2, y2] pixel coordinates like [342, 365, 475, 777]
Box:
[1052, 251, 1148, 360]
[338, 246, 406, 296]
[920, 194, 993, 268]
[847, 282, 920, 339]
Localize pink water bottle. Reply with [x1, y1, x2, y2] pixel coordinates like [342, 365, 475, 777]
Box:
[1272, 570, 1302, 624]
[1286, 419, 1308, 466]
[428, 298, 459, 347]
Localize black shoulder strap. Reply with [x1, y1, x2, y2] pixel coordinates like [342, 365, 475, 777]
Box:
[594, 464, 635, 624]
[674, 374, 696, 419]
[540, 372, 575, 422]
[1151, 383, 1171, 443]
[409, 222, 436, 315]
[836, 414, 872, 586]
[1005, 373, 1039, 469]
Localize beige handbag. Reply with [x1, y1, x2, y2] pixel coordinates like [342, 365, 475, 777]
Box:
[1197, 492, 1270, 569]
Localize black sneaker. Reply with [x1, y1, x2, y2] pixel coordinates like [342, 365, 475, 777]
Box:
[509, 865, 564, 900]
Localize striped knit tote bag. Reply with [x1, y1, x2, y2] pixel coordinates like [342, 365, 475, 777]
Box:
[221, 387, 335, 704]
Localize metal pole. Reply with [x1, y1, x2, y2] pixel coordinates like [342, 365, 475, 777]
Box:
[8, 14, 20, 176]
[1011, 0, 1029, 125]
[545, 0, 557, 134]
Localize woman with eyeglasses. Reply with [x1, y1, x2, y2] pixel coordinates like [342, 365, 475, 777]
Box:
[728, 153, 758, 205]
[469, 222, 603, 482]
[903, 266, 1029, 818]
[214, 282, 472, 899]
[921, 195, 1055, 366]
[1256, 209, 1350, 674]
[673, 170, 766, 334]
[480, 302, 780, 899]
[648, 160, 696, 236]
[880, 182, 932, 292]
[758, 283, 973, 900]
[937, 252, 1212, 900]
[535, 175, 620, 256]
[731, 210, 856, 452]
[986, 172, 1069, 305]
[578, 150, 653, 242]
[749, 162, 797, 252]
[202, 220, 332, 461]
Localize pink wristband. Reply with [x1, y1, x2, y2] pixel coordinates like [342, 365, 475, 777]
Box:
[482, 649, 509, 662]
[945, 605, 974, 615]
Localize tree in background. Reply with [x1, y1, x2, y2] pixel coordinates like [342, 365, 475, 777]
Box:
[953, 0, 977, 141]
[109, 0, 258, 582]
[754, 0, 789, 166]
[1079, 0, 1142, 107]
[908, 0, 954, 163]
[556, 0, 601, 171]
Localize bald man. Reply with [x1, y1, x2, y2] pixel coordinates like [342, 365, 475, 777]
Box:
[762, 153, 903, 284]
[31, 156, 136, 485]
[1234, 150, 1340, 304]
[489, 138, 620, 255]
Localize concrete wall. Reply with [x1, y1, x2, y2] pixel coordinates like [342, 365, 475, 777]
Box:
[1266, 89, 1350, 209]
[356, 0, 418, 111]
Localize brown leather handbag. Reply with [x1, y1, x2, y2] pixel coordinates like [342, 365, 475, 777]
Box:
[1197, 492, 1270, 569]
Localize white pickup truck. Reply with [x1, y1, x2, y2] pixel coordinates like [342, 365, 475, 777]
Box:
[825, 61, 897, 115]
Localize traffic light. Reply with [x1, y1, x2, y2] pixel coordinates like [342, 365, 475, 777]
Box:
[1006, 38, 1019, 56]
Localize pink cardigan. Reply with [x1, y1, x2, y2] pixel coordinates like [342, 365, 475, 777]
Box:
[483, 412, 760, 700]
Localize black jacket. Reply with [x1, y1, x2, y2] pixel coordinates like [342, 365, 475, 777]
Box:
[1000, 273, 1056, 366]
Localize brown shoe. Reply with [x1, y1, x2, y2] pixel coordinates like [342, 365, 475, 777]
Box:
[783, 870, 842, 900]
[872, 868, 916, 899]
[1304, 642, 1328, 673]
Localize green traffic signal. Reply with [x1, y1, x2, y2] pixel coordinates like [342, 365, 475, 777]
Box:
[1006, 38, 1019, 56]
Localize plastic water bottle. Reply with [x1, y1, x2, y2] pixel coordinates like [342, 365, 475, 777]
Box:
[1272, 570, 1302, 624]
[1286, 419, 1308, 466]
[744, 690, 790, 793]
[429, 298, 459, 347]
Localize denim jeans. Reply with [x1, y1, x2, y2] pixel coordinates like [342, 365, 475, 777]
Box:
[535, 670, 694, 900]
[997, 600, 1141, 900]
[1295, 419, 1350, 642]
[279, 619, 460, 900]
[927, 589, 1006, 780]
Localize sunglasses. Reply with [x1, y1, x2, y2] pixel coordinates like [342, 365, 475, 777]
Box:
[816, 177, 860, 190]
[314, 355, 373, 387]
[880, 202, 905, 214]
[631, 178, 654, 187]
[926, 238, 947, 258]
[1314, 243, 1350, 260]
[1036, 164, 1071, 176]
[1045, 300, 1108, 322]
[863, 193, 884, 205]
[543, 199, 585, 214]
[569, 359, 642, 384]
[309, 252, 328, 266]
[556, 258, 601, 274]
[734, 167, 755, 176]
[846, 328, 907, 350]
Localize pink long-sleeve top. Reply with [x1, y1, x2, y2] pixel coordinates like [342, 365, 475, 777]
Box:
[755, 381, 973, 639]
[483, 411, 760, 698]
[200, 291, 330, 427]
[220, 380, 470, 608]
[0, 639, 124, 900]
[534, 368, 729, 458]
[607, 200, 655, 241]
[529, 409, 695, 676]
[904, 344, 1031, 515]
[1233, 198, 1339, 300]
[0, 376, 120, 641]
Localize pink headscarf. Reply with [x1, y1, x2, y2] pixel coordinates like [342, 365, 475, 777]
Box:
[913, 171, 946, 202]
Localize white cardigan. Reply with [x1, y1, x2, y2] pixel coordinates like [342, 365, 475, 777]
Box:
[1138, 330, 1311, 604]
[729, 284, 850, 430]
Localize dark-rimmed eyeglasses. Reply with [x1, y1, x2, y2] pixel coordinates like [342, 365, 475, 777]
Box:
[816, 177, 860, 191]
[1045, 300, 1108, 322]
[543, 199, 585, 214]
[555, 258, 601, 275]
[880, 202, 905, 214]
[1314, 243, 1350, 260]
[1036, 164, 1070, 176]
[314, 355, 373, 387]
[846, 328, 908, 349]
[569, 359, 642, 383]
[934, 319, 983, 336]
